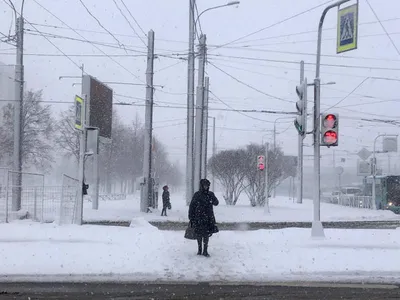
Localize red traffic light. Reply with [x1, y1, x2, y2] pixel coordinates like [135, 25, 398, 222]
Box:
[323, 114, 337, 129]
[323, 130, 338, 144]
[258, 163, 265, 170]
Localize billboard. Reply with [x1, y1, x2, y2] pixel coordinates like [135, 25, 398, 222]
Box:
[82, 75, 113, 139]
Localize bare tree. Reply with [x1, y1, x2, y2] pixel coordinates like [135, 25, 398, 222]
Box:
[54, 105, 80, 162]
[153, 137, 182, 187]
[97, 112, 181, 194]
[0, 89, 55, 172]
[208, 149, 248, 205]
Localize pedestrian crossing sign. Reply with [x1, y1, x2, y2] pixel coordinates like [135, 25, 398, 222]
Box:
[337, 3, 358, 53]
[75, 95, 84, 130]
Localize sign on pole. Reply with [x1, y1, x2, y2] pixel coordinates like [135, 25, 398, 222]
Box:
[357, 160, 370, 176]
[74, 95, 84, 130]
[335, 166, 344, 175]
[337, 3, 358, 53]
[357, 147, 371, 161]
[383, 137, 398, 153]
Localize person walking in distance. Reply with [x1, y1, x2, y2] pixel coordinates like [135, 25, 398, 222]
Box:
[189, 179, 219, 257]
[161, 185, 171, 216]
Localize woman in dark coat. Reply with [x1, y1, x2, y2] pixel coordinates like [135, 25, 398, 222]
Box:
[161, 185, 170, 216]
[188, 179, 219, 257]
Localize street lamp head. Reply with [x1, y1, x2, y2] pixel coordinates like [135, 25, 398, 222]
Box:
[227, 1, 240, 5]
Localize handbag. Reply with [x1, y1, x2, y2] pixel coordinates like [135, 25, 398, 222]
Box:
[212, 224, 219, 234]
[184, 222, 197, 240]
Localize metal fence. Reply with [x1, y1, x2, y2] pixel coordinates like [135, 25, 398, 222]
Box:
[99, 193, 126, 201]
[324, 194, 373, 209]
[58, 174, 79, 225]
[0, 170, 45, 223]
[0, 170, 80, 224]
[0, 169, 125, 224]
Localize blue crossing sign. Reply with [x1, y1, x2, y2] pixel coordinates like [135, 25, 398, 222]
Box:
[337, 3, 358, 53]
[75, 95, 84, 130]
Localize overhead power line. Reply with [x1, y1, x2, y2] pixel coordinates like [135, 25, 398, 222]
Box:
[226, 16, 400, 46]
[210, 90, 277, 124]
[208, 61, 294, 104]
[208, 54, 400, 72]
[322, 77, 370, 112]
[112, 0, 147, 47]
[120, 0, 147, 37]
[218, 31, 400, 49]
[365, 0, 400, 57]
[77, 0, 126, 49]
[24, 28, 188, 56]
[210, 46, 400, 63]
[24, 29, 147, 53]
[32, 0, 145, 83]
[27, 22, 185, 44]
[211, 0, 334, 50]
[0, 52, 147, 57]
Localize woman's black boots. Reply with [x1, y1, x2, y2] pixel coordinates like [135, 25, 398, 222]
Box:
[202, 236, 210, 257]
[197, 238, 202, 255]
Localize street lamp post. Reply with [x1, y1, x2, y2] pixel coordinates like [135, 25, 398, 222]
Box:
[186, 0, 240, 203]
[194, 1, 240, 27]
[261, 131, 274, 145]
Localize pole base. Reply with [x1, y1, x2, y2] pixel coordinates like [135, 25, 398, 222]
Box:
[311, 220, 325, 238]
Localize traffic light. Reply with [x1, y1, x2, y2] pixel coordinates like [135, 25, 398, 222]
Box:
[257, 155, 265, 171]
[321, 113, 339, 147]
[82, 182, 89, 195]
[294, 78, 307, 137]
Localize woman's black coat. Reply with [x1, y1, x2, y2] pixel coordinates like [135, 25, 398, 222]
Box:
[188, 185, 219, 237]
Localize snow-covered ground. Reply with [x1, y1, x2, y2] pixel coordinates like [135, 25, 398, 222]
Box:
[83, 192, 400, 222]
[1, 220, 400, 283]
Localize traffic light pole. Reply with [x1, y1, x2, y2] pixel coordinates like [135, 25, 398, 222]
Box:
[312, 0, 350, 238]
[297, 61, 304, 204]
[264, 143, 270, 213]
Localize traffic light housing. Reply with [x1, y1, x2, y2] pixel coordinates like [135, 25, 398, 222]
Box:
[321, 113, 339, 147]
[82, 182, 89, 195]
[257, 155, 265, 171]
[294, 78, 307, 137]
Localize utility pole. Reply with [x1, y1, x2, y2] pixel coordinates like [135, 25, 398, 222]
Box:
[141, 30, 155, 213]
[201, 77, 210, 179]
[297, 60, 305, 205]
[194, 34, 207, 192]
[74, 65, 88, 225]
[12, 16, 24, 211]
[186, 0, 196, 204]
[212, 116, 216, 191]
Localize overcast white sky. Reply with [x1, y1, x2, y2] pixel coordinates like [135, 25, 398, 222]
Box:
[1, 0, 400, 173]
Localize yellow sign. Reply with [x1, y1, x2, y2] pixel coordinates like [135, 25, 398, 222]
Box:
[337, 4, 358, 53]
[74, 95, 84, 130]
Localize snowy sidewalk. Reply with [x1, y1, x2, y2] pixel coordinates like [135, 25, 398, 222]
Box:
[83, 194, 400, 223]
[1, 221, 400, 283]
